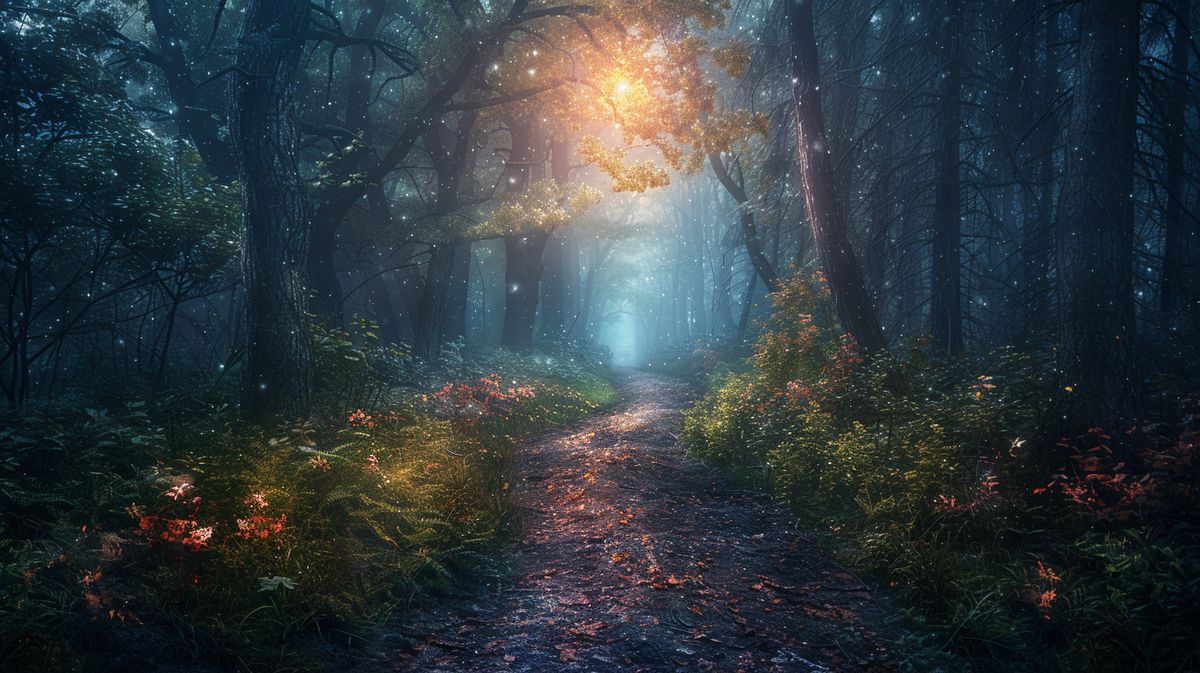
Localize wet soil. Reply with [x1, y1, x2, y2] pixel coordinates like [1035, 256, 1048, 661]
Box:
[372, 370, 900, 672]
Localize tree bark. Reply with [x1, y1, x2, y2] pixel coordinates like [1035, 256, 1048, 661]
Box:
[230, 0, 313, 419]
[541, 231, 567, 338]
[1159, 0, 1191, 322]
[145, 0, 238, 181]
[500, 115, 546, 351]
[1017, 8, 1058, 341]
[785, 0, 887, 354]
[929, 0, 964, 355]
[539, 136, 572, 339]
[414, 244, 456, 359]
[413, 110, 477, 359]
[443, 240, 472, 343]
[502, 231, 551, 350]
[708, 153, 779, 293]
[1055, 0, 1140, 429]
[305, 0, 388, 327]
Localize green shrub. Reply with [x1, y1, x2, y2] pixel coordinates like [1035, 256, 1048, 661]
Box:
[682, 273, 1200, 673]
[0, 341, 613, 671]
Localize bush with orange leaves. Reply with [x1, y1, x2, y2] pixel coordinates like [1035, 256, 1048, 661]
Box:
[1035, 425, 1197, 524]
[429, 373, 537, 429]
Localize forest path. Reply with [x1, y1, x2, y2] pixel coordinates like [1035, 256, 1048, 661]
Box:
[378, 370, 898, 672]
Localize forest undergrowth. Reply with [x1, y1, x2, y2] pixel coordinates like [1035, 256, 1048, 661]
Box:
[680, 275, 1200, 673]
[0, 328, 613, 672]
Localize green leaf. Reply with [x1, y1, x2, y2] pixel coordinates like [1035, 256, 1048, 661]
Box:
[258, 576, 298, 592]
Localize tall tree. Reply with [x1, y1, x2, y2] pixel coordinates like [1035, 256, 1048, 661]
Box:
[785, 0, 888, 354]
[929, 0, 964, 354]
[540, 135, 574, 339]
[414, 112, 476, 360]
[1014, 3, 1059, 341]
[145, 0, 239, 181]
[1055, 0, 1140, 427]
[1159, 0, 1192, 322]
[500, 115, 549, 351]
[306, 0, 390, 326]
[709, 153, 779, 292]
[231, 0, 313, 419]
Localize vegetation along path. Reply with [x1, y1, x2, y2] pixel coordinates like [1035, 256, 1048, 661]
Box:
[376, 371, 899, 672]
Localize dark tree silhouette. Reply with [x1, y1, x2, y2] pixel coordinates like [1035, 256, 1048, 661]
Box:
[785, 0, 888, 354]
[929, 0, 964, 355]
[1055, 0, 1140, 428]
[230, 0, 313, 419]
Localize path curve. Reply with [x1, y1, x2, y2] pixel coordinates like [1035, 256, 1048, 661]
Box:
[380, 370, 898, 672]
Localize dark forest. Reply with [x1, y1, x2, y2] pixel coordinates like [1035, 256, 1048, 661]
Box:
[2, 0, 1198, 671]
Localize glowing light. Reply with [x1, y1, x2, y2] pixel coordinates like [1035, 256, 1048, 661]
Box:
[614, 79, 629, 95]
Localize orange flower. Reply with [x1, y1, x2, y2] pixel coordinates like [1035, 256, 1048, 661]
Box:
[1036, 560, 1062, 584]
[1037, 588, 1056, 610]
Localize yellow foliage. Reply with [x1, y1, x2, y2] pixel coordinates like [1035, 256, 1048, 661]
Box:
[578, 136, 672, 192]
[691, 110, 770, 155]
[474, 179, 602, 237]
[463, 1, 756, 200]
[711, 41, 752, 79]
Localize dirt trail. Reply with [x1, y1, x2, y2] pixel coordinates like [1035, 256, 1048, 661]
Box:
[378, 371, 899, 672]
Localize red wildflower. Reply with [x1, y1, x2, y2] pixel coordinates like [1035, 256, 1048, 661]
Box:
[1036, 560, 1062, 584]
[1037, 589, 1056, 611]
[431, 374, 537, 428]
[234, 513, 286, 541]
[347, 409, 376, 429]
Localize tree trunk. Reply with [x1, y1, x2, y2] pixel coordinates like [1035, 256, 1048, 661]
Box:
[541, 231, 567, 338]
[785, 0, 887, 354]
[230, 0, 312, 419]
[1055, 0, 1140, 428]
[929, 0, 964, 355]
[570, 240, 615, 341]
[539, 135, 572, 339]
[736, 271, 757, 343]
[443, 241, 472, 343]
[414, 244, 455, 359]
[365, 270, 403, 344]
[865, 128, 892, 303]
[364, 183, 404, 344]
[1160, 0, 1191, 322]
[305, 0, 388, 328]
[499, 115, 546, 351]
[683, 187, 708, 337]
[502, 231, 550, 350]
[145, 0, 238, 181]
[413, 110, 477, 359]
[708, 153, 779, 292]
[712, 212, 736, 336]
[1015, 6, 1058, 341]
